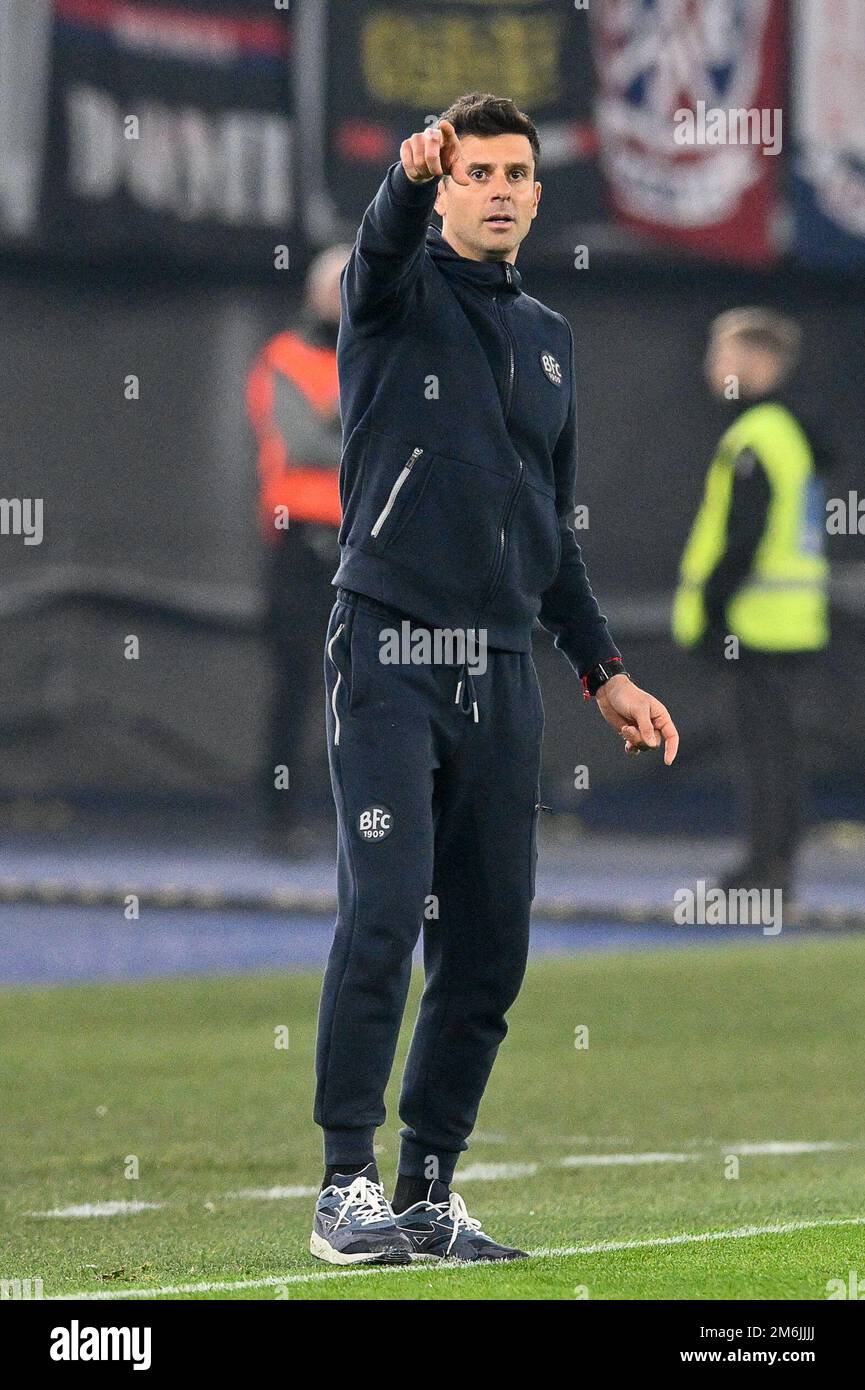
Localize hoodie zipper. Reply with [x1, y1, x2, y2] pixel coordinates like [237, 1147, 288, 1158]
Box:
[480, 273, 522, 610]
[435, 259, 525, 720]
[482, 457, 524, 609]
[370, 447, 424, 538]
[495, 275, 517, 423]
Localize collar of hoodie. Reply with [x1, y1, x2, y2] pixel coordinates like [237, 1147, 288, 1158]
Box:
[425, 224, 523, 297]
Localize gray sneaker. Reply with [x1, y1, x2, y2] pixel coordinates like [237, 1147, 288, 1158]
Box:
[309, 1166, 413, 1266]
[394, 1188, 529, 1261]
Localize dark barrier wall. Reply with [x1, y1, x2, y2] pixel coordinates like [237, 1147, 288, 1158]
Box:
[1, 257, 863, 828]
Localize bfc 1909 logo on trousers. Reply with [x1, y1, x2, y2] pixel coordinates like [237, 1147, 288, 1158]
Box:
[357, 806, 393, 841]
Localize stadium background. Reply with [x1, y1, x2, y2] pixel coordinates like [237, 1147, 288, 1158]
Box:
[2, 0, 864, 842]
[1, 0, 865, 1304]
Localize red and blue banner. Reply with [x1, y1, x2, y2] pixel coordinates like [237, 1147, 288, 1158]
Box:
[40, 0, 294, 268]
[4, 0, 865, 277]
[590, 0, 786, 267]
[791, 0, 865, 270]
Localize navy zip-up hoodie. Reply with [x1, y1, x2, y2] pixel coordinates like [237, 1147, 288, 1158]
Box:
[332, 160, 622, 682]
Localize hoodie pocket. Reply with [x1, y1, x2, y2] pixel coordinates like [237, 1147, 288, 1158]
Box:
[349, 435, 426, 553]
[369, 445, 510, 603]
[369, 447, 425, 542]
[507, 480, 562, 601]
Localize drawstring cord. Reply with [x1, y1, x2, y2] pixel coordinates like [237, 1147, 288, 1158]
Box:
[451, 658, 556, 817]
[454, 657, 479, 722]
[450, 655, 556, 820]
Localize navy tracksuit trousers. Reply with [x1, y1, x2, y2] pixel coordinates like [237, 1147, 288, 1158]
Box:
[314, 586, 544, 1183]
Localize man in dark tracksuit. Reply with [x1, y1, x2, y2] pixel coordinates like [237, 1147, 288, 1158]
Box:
[310, 93, 679, 1266]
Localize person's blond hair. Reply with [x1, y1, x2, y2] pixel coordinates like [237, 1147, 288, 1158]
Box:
[710, 307, 802, 381]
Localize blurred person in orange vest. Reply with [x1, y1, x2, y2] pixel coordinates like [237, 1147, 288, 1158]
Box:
[247, 245, 352, 855]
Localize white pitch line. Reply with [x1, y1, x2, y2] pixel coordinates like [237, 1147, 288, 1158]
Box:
[226, 1186, 319, 1201]
[29, 1201, 164, 1219]
[457, 1162, 539, 1181]
[536, 1215, 865, 1256]
[30, 1139, 859, 1219]
[723, 1141, 854, 1156]
[557, 1152, 699, 1167]
[47, 1216, 865, 1300]
[227, 1168, 538, 1196]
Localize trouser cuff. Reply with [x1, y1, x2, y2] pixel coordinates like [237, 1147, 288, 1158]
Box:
[322, 1125, 377, 1167]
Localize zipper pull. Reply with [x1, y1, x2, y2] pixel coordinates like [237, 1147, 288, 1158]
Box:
[370, 447, 424, 538]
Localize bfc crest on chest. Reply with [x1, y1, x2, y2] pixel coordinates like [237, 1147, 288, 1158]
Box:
[540, 352, 562, 386]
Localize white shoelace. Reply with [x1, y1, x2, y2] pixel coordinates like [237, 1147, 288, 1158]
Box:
[436, 1191, 483, 1255]
[331, 1176, 394, 1229]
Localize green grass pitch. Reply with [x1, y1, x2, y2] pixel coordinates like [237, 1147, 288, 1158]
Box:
[2, 937, 864, 1300]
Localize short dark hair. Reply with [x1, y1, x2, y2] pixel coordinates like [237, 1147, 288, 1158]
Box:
[438, 91, 541, 174]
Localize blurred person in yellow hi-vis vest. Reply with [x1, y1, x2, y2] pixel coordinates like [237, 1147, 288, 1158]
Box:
[247, 245, 352, 855]
[672, 308, 832, 902]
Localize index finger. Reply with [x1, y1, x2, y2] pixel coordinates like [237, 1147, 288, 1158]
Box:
[437, 119, 471, 185]
[421, 126, 444, 175]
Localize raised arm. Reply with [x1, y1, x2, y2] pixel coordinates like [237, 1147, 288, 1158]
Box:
[341, 120, 469, 333]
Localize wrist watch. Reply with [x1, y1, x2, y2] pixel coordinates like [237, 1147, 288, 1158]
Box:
[581, 656, 629, 701]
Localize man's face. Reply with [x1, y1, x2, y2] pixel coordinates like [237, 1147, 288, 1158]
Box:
[433, 132, 540, 263]
[705, 332, 744, 398]
[704, 331, 781, 400]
